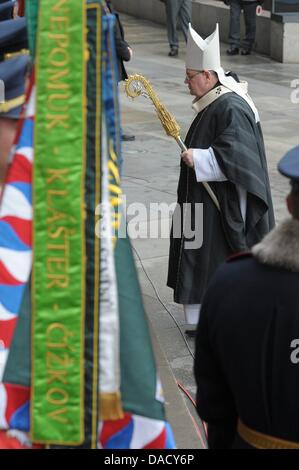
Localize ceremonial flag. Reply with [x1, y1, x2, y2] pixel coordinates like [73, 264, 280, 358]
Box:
[31, 0, 86, 444]
[0, 0, 175, 449]
[0, 75, 35, 448]
[1, 0, 104, 448]
[98, 12, 175, 449]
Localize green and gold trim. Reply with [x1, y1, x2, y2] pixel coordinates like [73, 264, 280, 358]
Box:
[31, 0, 86, 445]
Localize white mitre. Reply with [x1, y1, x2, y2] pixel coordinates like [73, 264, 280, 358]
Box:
[186, 24, 259, 122]
[186, 23, 221, 71]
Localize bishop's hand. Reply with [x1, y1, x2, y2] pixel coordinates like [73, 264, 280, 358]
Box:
[181, 149, 194, 168]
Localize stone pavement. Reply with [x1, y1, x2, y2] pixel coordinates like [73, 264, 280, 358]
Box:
[118, 14, 299, 449]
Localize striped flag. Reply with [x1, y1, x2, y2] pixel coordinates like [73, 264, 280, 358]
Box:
[0, 77, 35, 446]
[98, 12, 175, 449]
[0, 1, 176, 449]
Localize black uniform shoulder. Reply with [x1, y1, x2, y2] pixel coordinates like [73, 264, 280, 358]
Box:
[203, 251, 255, 302]
[200, 252, 253, 313]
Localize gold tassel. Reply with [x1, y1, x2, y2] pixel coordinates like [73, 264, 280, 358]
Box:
[100, 392, 124, 420]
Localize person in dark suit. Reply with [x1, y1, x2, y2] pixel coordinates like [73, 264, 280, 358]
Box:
[105, 0, 135, 141]
[194, 145, 299, 449]
[225, 0, 264, 56]
[160, 0, 192, 57]
[105, 0, 132, 80]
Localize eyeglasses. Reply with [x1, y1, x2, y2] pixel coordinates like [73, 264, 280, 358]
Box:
[185, 71, 203, 82]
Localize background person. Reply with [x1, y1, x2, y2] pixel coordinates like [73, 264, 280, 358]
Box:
[225, 0, 264, 55]
[105, 0, 135, 141]
[160, 0, 192, 57]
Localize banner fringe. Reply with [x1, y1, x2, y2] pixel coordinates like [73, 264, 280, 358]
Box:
[100, 392, 124, 420]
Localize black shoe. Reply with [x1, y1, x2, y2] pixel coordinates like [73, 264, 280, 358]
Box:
[185, 329, 197, 338]
[241, 49, 251, 55]
[121, 134, 135, 142]
[168, 47, 178, 57]
[226, 47, 239, 56]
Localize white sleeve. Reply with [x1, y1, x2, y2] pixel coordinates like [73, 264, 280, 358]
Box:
[193, 147, 247, 223]
[193, 147, 227, 182]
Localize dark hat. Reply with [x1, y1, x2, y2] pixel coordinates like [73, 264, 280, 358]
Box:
[0, 54, 30, 118]
[278, 146, 299, 190]
[0, 1, 15, 21]
[0, 17, 28, 61]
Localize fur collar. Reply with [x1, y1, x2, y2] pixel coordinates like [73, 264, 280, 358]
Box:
[252, 218, 299, 272]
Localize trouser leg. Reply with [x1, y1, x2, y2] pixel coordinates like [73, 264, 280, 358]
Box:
[228, 0, 242, 48]
[184, 304, 201, 325]
[242, 2, 257, 51]
[165, 0, 180, 49]
[178, 0, 192, 43]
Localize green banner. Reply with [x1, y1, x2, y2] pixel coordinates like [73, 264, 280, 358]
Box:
[32, 0, 86, 444]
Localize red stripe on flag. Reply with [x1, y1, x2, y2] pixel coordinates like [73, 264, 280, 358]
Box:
[0, 431, 30, 449]
[0, 261, 22, 286]
[17, 0, 25, 16]
[0, 317, 18, 349]
[143, 427, 167, 449]
[0, 431, 43, 449]
[0, 217, 32, 247]
[6, 154, 32, 184]
[100, 413, 132, 448]
[4, 384, 30, 425]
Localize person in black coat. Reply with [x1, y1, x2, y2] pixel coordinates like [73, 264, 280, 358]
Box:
[194, 145, 299, 449]
[105, 0, 132, 81]
[104, 0, 134, 141]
